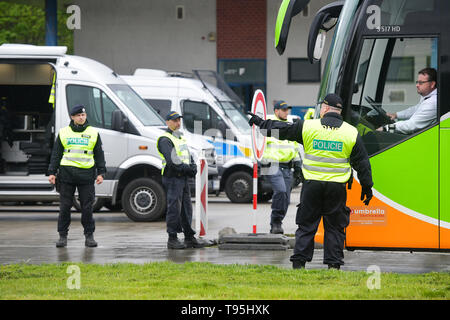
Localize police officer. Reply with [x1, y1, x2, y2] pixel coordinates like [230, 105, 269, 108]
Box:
[262, 100, 302, 234]
[48, 105, 106, 248]
[157, 111, 204, 249]
[249, 93, 373, 269]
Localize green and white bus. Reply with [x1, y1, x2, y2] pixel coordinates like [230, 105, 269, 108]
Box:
[276, 0, 449, 250]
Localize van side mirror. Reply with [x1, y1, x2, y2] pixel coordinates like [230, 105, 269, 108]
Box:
[205, 128, 223, 140]
[111, 109, 126, 132]
[217, 120, 227, 138]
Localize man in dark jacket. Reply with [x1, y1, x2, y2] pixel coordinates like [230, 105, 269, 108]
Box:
[249, 94, 373, 269]
[157, 111, 204, 249]
[48, 105, 106, 248]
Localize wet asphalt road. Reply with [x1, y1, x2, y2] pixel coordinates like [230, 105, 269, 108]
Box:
[0, 190, 449, 274]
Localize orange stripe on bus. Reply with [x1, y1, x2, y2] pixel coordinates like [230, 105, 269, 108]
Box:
[314, 181, 449, 249]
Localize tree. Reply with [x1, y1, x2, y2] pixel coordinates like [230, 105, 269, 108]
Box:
[0, 2, 73, 53]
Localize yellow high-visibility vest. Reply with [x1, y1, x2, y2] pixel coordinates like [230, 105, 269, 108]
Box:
[262, 115, 300, 163]
[302, 119, 357, 183]
[157, 131, 190, 175]
[48, 72, 56, 108]
[59, 126, 98, 169]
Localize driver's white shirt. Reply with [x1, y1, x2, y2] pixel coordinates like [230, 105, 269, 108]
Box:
[395, 89, 437, 134]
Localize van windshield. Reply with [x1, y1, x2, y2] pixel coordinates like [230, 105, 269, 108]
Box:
[108, 84, 165, 126]
[218, 101, 251, 135]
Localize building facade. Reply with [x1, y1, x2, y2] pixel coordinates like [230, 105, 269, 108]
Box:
[72, 0, 334, 111]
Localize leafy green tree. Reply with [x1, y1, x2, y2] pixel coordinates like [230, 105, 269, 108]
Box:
[0, 2, 73, 53]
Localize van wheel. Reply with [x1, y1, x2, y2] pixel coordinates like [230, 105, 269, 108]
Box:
[73, 196, 105, 212]
[225, 171, 253, 203]
[121, 178, 166, 222]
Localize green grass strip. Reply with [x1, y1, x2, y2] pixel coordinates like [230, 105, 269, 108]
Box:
[0, 262, 449, 300]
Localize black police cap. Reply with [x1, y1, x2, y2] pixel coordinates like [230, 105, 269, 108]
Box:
[166, 111, 182, 121]
[274, 100, 292, 110]
[320, 93, 343, 109]
[70, 105, 86, 116]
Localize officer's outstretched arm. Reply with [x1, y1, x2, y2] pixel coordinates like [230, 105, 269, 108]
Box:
[264, 119, 303, 143]
[248, 112, 304, 143]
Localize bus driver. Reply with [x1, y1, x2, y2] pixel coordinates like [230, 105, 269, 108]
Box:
[377, 68, 437, 134]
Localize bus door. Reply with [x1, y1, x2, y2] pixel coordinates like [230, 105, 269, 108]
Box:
[346, 36, 440, 249]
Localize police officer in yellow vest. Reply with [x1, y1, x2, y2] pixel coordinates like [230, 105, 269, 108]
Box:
[249, 94, 373, 270]
[48, 105, 106, 248]
[262, 101, 302, 234]
[157, 111, 204, 249]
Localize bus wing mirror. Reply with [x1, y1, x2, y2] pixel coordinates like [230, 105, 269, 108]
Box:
[312, 27, 327, 62]
[307, 1, 344, 63]
[275, 0, 311, 55]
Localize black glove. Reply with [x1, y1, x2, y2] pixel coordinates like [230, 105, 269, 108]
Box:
[247, 112, 263, 126]
[190, 164, 197, 177]
[292, 176, 302, 188]
[293, 168, 303, 186]
[55, 175, 60, 193]
[182, 165, 195, 178]
[360, 186, 373, 206]
[292, 161, 303, 185]
[347, 172, 353, 190]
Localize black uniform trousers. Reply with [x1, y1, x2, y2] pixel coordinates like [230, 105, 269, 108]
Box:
[57, 183, 96, 236]
[162, 176, 196, 238]
[266, 165, 293, 226]
[290, 180, 351, 265]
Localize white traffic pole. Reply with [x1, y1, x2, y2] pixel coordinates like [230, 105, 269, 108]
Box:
[252, 159, 258, 234]
[195, 155, 208, 237]
[250, 89, 266, 235]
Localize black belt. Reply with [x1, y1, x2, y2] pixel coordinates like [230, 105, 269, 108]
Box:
[279, 162, 293, 169]
[261, 161, 293, 169]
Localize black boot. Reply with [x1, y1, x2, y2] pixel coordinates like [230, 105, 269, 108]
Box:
[270, 223, 284, 234]
[167, 237, 186, 249]
[56, 235, 67, 248]
[328, 263, 341, 270]
[292, 260, 306, 269]
[85, 233, 98, 247]
[184, 236, 206, 248]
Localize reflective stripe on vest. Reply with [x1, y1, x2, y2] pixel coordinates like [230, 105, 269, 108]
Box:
[63, 149, 94, 155]
[303, 153, 349, 164]
[157, 131, 190, 175]
[59, 126, 98, 169]
[262, 115, 299, 163]
[301, 119, 357, 183]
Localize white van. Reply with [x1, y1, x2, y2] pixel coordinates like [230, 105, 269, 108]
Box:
[0, 44, 219, 221]
[123, 69, 272, 203]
